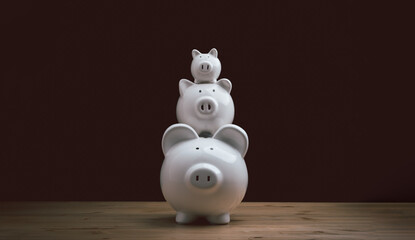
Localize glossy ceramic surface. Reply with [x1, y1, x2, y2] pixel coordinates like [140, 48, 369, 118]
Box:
[161, 123, 249, 224]
[191, 48, 222, 83]
[177, 79, 234, 136]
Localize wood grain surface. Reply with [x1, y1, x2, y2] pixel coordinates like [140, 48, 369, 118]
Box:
[1, 202, 414, 239]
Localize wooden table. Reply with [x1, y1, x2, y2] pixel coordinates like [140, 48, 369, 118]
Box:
[1, 202, 414, 239]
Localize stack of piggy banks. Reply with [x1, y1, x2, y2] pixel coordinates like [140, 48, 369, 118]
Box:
[161, 48, 249, 224]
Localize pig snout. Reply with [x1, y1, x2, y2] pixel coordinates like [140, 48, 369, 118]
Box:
[186, 163, 223, 190]
[199, 61, 213, 73]
[196, 96, 218, 116]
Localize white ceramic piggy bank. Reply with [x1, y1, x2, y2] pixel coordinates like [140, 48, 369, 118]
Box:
[177, 79, 234, 137]
[190, 48, 225, 84]
[160, 123, 248, 224]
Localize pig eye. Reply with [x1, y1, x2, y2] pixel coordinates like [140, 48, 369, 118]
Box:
[210, 147, 214, 150]
[196, 147, 199, 150]
[199, 90, 202, 93]
[200, 56, 202, 58]
[212, 89, 215, 92]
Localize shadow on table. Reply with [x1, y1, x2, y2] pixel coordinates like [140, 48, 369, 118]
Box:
[142, 214, 234, 228]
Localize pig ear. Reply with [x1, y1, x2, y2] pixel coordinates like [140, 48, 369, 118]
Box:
[213, 124, 249, 157]
[217, 78, 232, 93]
[192, 49, 202, 58]
[162, 124, 199, 155]
[179, 79, 194, 96]
[208, 48, 218, 57]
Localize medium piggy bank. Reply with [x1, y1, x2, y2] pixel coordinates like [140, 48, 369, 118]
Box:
[177, 79, 234, 137]
[160, 123, 248, 224]
[191, 48, 224, 84]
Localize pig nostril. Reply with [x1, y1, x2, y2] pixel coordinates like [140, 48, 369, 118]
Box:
[207, 65, 209, 70]
[196, 147, 199, 150]
[197, 98, 217, 115]
[188, 164, 220, 189]
[201, 65, 204, 70]
[199, 90, 201, 93]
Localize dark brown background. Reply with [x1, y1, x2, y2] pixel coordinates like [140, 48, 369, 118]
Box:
[1, 1, 414, 201]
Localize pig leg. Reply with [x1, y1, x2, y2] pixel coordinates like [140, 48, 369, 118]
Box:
[206, 212, 230, 224]
[175, 211, 197, 224]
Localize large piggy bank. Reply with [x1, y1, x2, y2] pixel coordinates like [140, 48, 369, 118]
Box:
[191, 48, 224, 84]
[177, 79, 234, 137]
[160, 123, 248, 224]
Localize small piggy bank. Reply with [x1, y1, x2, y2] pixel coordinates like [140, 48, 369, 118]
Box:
[190, 48, 225, 84]
[177, 79, 234, 137]
[160, 123, 248, 224]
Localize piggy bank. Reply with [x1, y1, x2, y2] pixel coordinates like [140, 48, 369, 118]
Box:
[190, 48, 226, 84]
[160, 123, 248, 224]
[177, 79, 234, 137]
